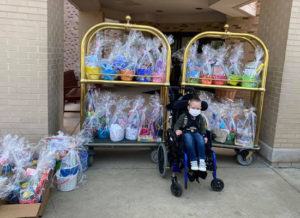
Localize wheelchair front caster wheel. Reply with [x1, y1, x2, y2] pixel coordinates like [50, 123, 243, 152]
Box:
[151, 149, 158, 163]
[171, 182, 183, 197]
[237, 150, 253, 166]
[211, 178, 224, 192]
[88, 155, 94, 167]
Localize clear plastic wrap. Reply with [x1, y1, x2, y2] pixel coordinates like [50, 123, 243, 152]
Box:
[151, 37, 170, 83]
[0, 131, 88, 202]
[186, 41, 201, 83]
[228, 43, 244, 86]
[136, 39, 154, 82]
[109, 98, 131, 142]
[55, 149, 80, 192]
[200, 91, 257, 146]
[95, 92, 115, 139]
[85, 88, 97, 117]
[228, 43, 244, 76]
[201, 44, 215, 76]
[0, 135, 32, 200]
[85, 29, 171, 83]
[138, 107, 151, 141]
[148, 94, 164, 142]
[19, 147, 54, 204]
[200, 44, 215, 84]
[45, 132, 86, 191]
[213, 45, 229, 85]
[45, 131, 76, 160]
[235, 107, 257, 147]
[126, 96, 145, 140]
[242, 46, 264, 87]
[0, 135, 52, 202]
[244, 46, 264, 77]
[138, 94, 163, 142]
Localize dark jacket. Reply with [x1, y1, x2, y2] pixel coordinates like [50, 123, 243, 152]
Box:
[174, 112, 206, 135]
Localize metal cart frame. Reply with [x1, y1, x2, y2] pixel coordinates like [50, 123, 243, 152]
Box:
[80, 16, 171, 166]
[181, 24, 269, 165]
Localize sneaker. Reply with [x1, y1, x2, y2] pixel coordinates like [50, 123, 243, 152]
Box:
[199, 159, 206, 172]
[190, 161, 198, 171]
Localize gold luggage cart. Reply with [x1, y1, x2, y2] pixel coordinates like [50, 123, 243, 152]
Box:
[181, 25, 269, 165]
[80, 16, 171, 166]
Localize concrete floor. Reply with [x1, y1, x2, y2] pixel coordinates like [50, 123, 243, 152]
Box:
[44, 104, 300, 218]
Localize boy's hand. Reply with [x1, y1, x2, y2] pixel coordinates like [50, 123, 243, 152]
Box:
[175, 130, 182, 136]
[204, 137, 208, 143]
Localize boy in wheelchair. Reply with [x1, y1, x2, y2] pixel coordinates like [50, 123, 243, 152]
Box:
[174, 96, 207, 172]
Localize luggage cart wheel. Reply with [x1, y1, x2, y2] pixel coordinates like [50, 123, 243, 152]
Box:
[151, 149, 158, 163]
[171, 182, 183, 197]
[157, 143, 167, 178]
[211, 178, 224, 192]
[237, 150, 253, 166]
[88, 155, 94, 167]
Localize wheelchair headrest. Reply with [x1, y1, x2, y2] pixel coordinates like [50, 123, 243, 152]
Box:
[173, 98, 208, 111]
[167, 87, 208, 112]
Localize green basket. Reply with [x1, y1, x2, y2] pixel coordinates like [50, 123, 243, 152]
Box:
[187, 77, 199, 84]
[242, 75, 258, 88]
[227, 74, 241, 86]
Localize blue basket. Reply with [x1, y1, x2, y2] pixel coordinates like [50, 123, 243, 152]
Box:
[98, 129, 110, 139]
[79, 152, 88, 172]
[136, 68, 152, 82]
[1, 165, 12, 176]
[101, 62, 117, 80]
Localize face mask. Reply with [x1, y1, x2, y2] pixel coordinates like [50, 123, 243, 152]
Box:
[189, 109, 201, 117]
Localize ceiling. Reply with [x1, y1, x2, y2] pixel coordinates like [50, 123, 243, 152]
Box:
[69, 0, 257, 23]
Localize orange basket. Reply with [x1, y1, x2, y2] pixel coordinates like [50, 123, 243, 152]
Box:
[215, 89, 237, 101]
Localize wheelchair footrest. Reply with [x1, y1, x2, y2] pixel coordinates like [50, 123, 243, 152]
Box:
[188, 171, 207, 182]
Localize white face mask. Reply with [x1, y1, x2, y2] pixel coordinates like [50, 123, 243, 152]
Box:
[189, 109, 201, 117]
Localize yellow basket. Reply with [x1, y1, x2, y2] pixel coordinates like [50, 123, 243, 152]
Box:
[86, 66, 101, 80]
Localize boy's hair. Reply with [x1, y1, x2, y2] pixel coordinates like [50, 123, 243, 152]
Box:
[188, 96, 201, 105]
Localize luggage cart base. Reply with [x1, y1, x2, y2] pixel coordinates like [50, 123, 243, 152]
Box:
[86, 138, 164, 166]
[212, 142, 260, 166]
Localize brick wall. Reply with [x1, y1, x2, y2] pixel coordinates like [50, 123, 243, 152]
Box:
[274, 0, 300, 149]
[48, 0, 64, 134]
[258, 0, 293, 148]
[0, 0, 63, 142]
[64, 0, 79, 73]
[138, 21, 225, 32]
[0, 0, 48, 142]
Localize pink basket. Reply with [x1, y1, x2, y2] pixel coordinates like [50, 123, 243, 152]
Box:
[151, 72, 166, 83]
[213, 75, 227, 85]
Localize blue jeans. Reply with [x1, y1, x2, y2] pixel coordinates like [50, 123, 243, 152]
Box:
[183, 132, 206, 161]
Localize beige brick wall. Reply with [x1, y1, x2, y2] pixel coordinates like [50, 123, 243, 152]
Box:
[0, 0, 48, 142]
[0, 0, 63, 142]
[64, 0, 79, 73]
[258, 0, 293, 148]
[274, 0, 300, 149]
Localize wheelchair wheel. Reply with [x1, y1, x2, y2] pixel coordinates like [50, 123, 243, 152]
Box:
[171, 182, 183, 197]
[237, 150, 253, 166]
[151, 149, 158, 163]
[211, 178, 224, 192]
[157, 143, 167, 178]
